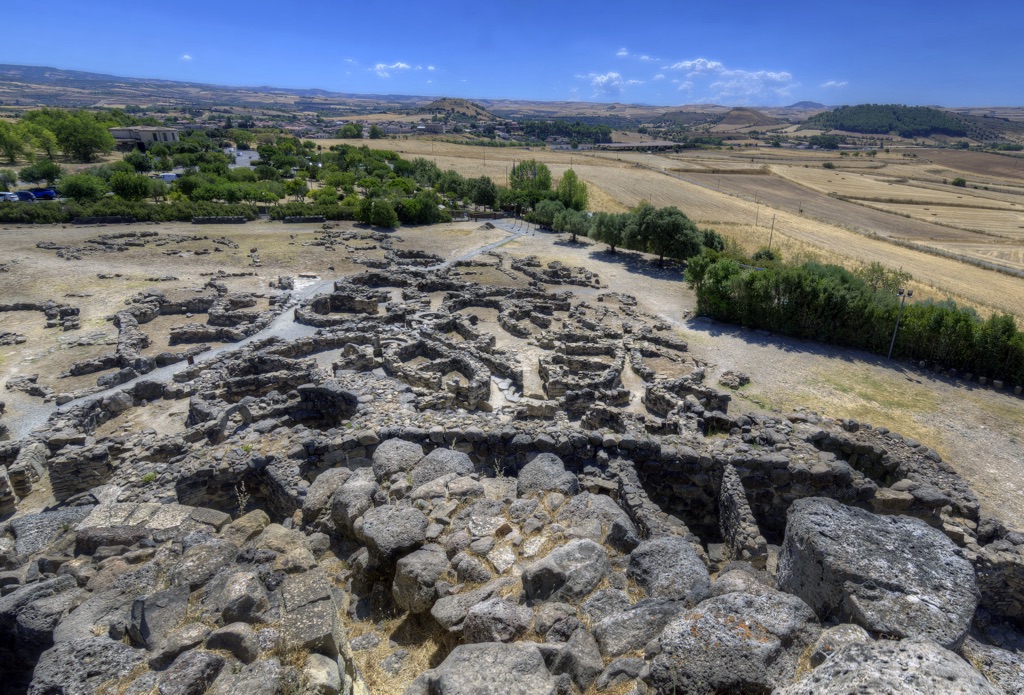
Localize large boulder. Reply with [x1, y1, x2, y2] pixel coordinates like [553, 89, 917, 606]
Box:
[330, 472, 379, 537]
[592, 598, 688, 657]
[777, 638, 999, 694]
[777, 497, 978, 649]
[627, 536, 709, 605]
[28, 637, 147, 695]
[462, 598, 532, 644]
[128, 584, 191, 650]
[646, 589, 820, 695]
[393, 546, 448, 614]
[522, 539, 611, 604]
[960, 635, 1024, 695]
[405, 642, 556, 695]
[517, 453, 580, 497]
[410, 448, 474, 489]
[358, 505, 428, 562]
[372, 438, 424, 482]
[556, 492, 640, 551]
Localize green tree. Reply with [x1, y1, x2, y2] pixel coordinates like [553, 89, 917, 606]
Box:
[0, 169, 18, 191]
[369, 199, 399, 228]
[530, 199, 565, 228]
[19, 160, 63, 186]
[589, 211, 625, 253]
[124, 149, 153, 173]
[553, 208, 589, 243]
[468, 176, 497, 207]
[23, 124, 59, 159]
[284, 178, 308, 201]
[369, 125, 384, 139]
[109, 171, 152, 201]
[310, 185, 339, 205]
[556, 169, 588, 211]
[0, 121, 31, 163]
[951, 177, 967, 187]
[647, 206, 701, 266]
[337, 123, 363, 139]
[509, 159, 552, 204]
[57, 173, 108, 203]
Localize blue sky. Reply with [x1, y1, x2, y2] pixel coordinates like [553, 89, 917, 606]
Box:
[6, 1, 1022, 106]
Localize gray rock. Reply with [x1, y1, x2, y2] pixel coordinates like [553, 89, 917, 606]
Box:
[11, 507, 93, 557]
[523, 539, 611, 604]
[372, 438, 425, 482]
[517, 453, 580, 497]
[28, 637, 147, 695]
[206, 622, 260, 664]
[204, 570, 269, 624]
[129, 584, 190, 650]
[381, 648, 409, 675]
[157, 649, 225, 695]
[330, 475, 379, 537]
[411, 448, 473, 489]
[350, 631, 382, 651]
[593, 598, 687, 657]
[580, 589, 631, 624]
[534, 602, 577, 637]
[16, 588, 86, 649]
[303, 468, 352, 526]
[148, 623, 211, 670]
[303, 652, 342, 694]
[549, 627, 603, 690]
[359, 505, 428, 561]
[777, 497, 978, 649]
[627, 536, 709, 605]
[279, 573, 345, 659]
[210, 658, 283, 695]
[169, 539, 239, 590]
[557, 492, 640, 551]
[646, 589, 820, 695]
[406, 642, 556, 695]
[596, 657, 646, 690]
[463, 598, 532, 643]
[777, 638, 999, 694]
[708, 566, 772, 597]
[393, 546, 448, 613]
[960, 635, 1024, 695]
[52, 588, 134, 643]
[431, 580, 504, 633]
[75, 525, 149, 556]
[810, 623, 872, 667]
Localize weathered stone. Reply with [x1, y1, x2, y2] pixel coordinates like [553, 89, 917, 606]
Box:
[549, 627, 603, 690]
[809, 623, 872, 667]
[777, 497, 978, 649]
[358, 505, 428, 561]
[128, 584, 190, 650]
[646, 589, 820, 695]
[393, 546, 448, 614]
[206, 622, 260, 663]
[410, 448, 474, 488]
[523, 539, 611, 604]
[592, 598, 687, 657]
[28, 637, 147, 695]
[406, 642, 556, 695]
[777, 638, 999, 694]
[517, 453, 580, 497]
[627, 536, 709, 605]
[372, 438, 424, 482]
[960, 635, 1024, 695]
[157, 649, 225, 695]
[462, 598, 532, 643]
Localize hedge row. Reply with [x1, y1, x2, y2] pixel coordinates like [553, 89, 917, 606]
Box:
[0, 200, 258, 224]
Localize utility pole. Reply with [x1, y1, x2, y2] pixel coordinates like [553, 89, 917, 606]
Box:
[887, 289, 913, 359]
[768, 214, 776, 251]
[755, 206, 759, 228]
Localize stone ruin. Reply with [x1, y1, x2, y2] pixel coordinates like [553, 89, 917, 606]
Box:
[0, 260, 1022, 694]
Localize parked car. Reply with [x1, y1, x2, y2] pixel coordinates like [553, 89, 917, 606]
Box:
[0, 192, 19, 202]
[14, 191, 36, 202]
[28, 188, 57, 200]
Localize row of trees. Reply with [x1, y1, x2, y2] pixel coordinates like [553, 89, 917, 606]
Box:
[0, 109, 124, 163]
[686, 252, 1024, 386]
[803, 105, 968, 139]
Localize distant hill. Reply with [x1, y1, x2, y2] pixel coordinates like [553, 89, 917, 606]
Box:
[656, 110, 722, 127]
[416, 98, 494, 119]
[719, 107, 781, 127]
[801, 104, 968, 138]
[787, 101, 826, 110]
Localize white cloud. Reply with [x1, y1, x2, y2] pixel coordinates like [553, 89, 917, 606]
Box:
[179, 54, 192, 62]
[662, 57, 796, 102]
[821, 80, 847, 88]
[677, 81, 694, 91]
[576, 72, 643, 99]
[666, 58, 725, 75]
[653, 74, 665, 81]
[427, 65, 436, 71]
[344, 58, 358, 65]
[373, 62, 411, 78]
[616, 48, 629, 57]
[639, 55, 655, 62]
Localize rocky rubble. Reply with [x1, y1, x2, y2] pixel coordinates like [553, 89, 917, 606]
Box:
[0, 261, 1022, 693]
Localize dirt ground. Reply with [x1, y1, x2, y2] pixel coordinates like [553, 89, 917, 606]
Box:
[2, 219, 1023, 528]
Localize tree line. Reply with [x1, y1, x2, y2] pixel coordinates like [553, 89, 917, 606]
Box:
[686, 251, 1024, 387]
[802, 105, 969, 139]
[518, 120, 613, 144]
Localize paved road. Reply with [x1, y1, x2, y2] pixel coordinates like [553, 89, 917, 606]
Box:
[6, 226, 526, 441]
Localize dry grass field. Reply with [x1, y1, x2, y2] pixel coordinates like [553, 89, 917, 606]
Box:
[346, 137, 1024, 318]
